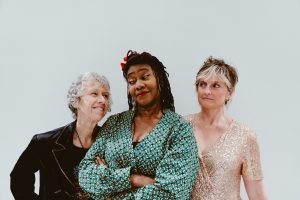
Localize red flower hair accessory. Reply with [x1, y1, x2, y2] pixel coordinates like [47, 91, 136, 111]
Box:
[120, 56, 128, 71]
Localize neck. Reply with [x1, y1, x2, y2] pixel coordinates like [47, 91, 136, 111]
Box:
[75, 116, 98, 143]
[136, 104, 162, 119]
[199, 107, 229, 126]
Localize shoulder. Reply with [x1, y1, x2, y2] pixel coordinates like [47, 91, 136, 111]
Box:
[166, 111, 189, 125]
[165, 111, 193, 135]
[231, 120, 258, 143]
[33, 122, 73, 143]
[182, 113, 197, 124]
[97, 110, 132, 139]
[164, 112, 197, 151]
[105, 110, 133, 124]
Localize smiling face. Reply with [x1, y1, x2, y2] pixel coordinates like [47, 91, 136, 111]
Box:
[197, 75, 231, 110]
[74, 81, 110, 123]
[127, 64, 160, 109]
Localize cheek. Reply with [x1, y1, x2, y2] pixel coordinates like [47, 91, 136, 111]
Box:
[105, 100, 110, 110]
[197, 90, 203, 103]
[196, 88, 204, 97]
[84, 99, 96, 110]
[215, 91, 228, 101]
[128, 86, 135, 97]
[88, 99, 96, 106]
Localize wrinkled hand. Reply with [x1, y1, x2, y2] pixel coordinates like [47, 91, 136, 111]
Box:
[95, 156, 106, 165]
[130, 174, 156, 187]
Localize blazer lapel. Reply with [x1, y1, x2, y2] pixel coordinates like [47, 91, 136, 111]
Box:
[52, 122, 76, 188]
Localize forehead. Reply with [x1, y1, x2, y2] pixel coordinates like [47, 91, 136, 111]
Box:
[127, 64, 152, 77]
[82, 80, 109, 91]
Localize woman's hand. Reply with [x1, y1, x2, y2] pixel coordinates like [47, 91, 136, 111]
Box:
[95, 156, 106, 165]
[130, 174, 156, 187]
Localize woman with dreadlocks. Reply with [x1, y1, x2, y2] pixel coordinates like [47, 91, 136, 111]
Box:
[79, 50, 199, 199]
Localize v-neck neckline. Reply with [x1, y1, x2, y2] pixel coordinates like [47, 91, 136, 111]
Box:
[191, 113, 235, 157]
[128, 109, 170, 149]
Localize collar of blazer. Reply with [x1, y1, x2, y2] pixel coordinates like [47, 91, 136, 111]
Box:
[52, 121, 77, 188]
[53, 121, 75, 150]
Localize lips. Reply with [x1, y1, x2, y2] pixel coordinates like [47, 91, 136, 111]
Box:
[93, 105, 105, 110]
[136, 91, 149, 97]
[202, 97, 214, 100]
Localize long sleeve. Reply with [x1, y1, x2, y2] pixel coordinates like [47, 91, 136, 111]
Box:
[133, 122, 199, 199]
[78, 116, 132, 200]
[10, 135, 40, 200]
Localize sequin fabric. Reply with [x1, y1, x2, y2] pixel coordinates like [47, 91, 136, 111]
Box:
[79, 110, 199, 200]
[185, 114, 263, 200]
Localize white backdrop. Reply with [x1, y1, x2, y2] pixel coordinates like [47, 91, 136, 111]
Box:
[1, 0, 300, 199]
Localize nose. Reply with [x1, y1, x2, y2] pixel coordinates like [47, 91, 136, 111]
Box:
[204, 86, 212, 95]
[135, 79, 145, 90]
[97, 95, 106, 103]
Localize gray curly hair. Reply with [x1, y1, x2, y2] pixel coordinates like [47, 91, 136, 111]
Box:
[67, 72, 112, 119]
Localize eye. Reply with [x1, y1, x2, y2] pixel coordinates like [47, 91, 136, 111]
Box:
[213, 83, 220, 88]
[91, 92, 98, 96]
[198, 81, 206, 88]
[128, 79, 136, 85]
[128, 80, 135, 85]
[103, 94, 109, 99]
[142, 74, 150, 80]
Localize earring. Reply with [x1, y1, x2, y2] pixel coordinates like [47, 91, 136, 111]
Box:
[225, 98, 230, 104]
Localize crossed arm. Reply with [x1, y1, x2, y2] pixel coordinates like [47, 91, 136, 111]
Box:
[95, 157, 155, 187]
[79, 127, 198, 199]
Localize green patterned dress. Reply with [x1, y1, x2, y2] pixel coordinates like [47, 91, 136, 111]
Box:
[79, 110, 199, 200]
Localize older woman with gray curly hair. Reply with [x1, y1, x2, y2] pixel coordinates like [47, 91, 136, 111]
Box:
[11, 72, 111, 200]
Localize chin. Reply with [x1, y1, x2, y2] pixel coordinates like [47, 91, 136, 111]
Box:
[136, 100, 150, 107]
[140, 101, 158, 108]
[199, 103, 216, 109]
[199, 101, 213, 106]
[93, 115, 105, 123]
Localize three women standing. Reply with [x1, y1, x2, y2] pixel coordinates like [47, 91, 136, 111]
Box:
[11, 53, 267, 200]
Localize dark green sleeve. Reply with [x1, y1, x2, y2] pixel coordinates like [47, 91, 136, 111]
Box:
[79, 116, 132, 200]
[134, 122, 199, 199]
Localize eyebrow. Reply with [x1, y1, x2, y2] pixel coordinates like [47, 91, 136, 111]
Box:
[199, 80, 222, 84]
[127, 67, 150, 78]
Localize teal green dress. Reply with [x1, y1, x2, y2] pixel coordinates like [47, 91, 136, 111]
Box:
[79, 110, 199, 200]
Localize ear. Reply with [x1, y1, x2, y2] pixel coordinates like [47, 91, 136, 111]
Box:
[228, 87, 235, 97]
[72, 99, 79, 109]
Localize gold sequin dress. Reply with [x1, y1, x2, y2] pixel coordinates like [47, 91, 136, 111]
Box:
[185, 114, 263, 200]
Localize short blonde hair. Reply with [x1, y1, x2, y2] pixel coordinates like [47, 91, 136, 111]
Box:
[195, 56, 238, 91]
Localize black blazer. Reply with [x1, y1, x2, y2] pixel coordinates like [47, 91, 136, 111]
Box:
[10, 121, 98, 200]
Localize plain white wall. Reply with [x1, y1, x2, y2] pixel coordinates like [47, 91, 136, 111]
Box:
[1, 0, 300, 199]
